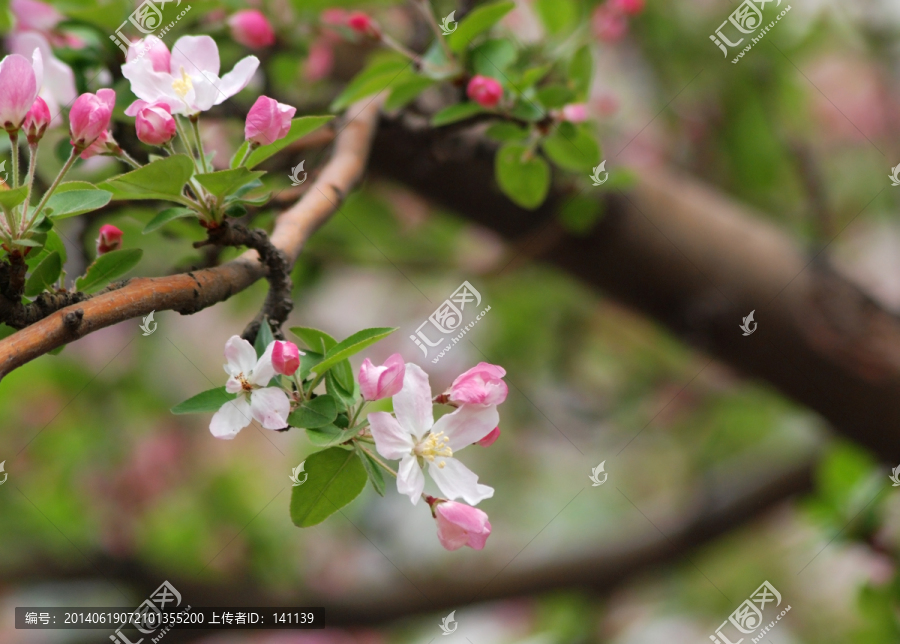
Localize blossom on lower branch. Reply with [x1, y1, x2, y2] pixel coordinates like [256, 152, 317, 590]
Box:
[368, 363, 499, 506]
[210, 335, 290, 439]
[427, 496, 492, 551]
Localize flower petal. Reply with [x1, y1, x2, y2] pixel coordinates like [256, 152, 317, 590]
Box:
[433, 403, 499, 452]
[368, 411, 415, 460]
[249, 387, 290, 429]
[397, 454, 425, 504]
[393, 363, 433, 440]
[210, 395, 252, 439]
[429, 457, 494, 505]
[122, 56, 180, 107]
[223, 335, 257, 377]
[170, 35, 220, 77]
[0, 53, 37, 127]
[250, 341, 276, 386]
[213, 56, 260, 104]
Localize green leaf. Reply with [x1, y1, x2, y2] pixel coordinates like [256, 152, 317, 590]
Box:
[569, 45, 593, 99]
[485, 122, 530, 142]
[519, 64, 553, 89]
[288, 394, 338, 429]
[290, 447, 367, 527]
[75, 248, 143, 294]
[385, 77, 435, 111]
[240, 116, 334, 169]
[100, 155, 194, 202]
[535, 85, 574, 109]
[24, 251, 61, 297]
[312, 327, 397, 377]
[431, 102, 487, 127]
[447, 1, 515, 53]
[143, 207, 195, 234]
[558, 195, 603, 235]
[290, 326, 337, 354]
[331, 53, 411, 111]
[541, 126, 600, 172]
[171, 386, 236, 414]
[471, 39, 517, 78]
[299, 350, 324, 381]
[495, 142, 550, 209]
[54, 181, 99, 194]
[326, 370, 360, 412]
[535, 0, 578, 35]
[355, 444, 386, 496]
[195, 168, 265, 199]
[46, 189, 113, 219]
[305, 424, 358, 447]
[254, 318, 277, 359]
[509, 99, 546, 122]
[331, 358, 354, 392]
[0, 185, 29, 210]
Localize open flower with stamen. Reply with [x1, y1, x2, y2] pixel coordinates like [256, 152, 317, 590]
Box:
[368, 363, 498, 505]
[210, 335, 290, 439]
[122, 35, 259, 116]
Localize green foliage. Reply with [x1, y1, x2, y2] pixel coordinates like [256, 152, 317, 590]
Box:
[535, 0, 578, 36]
[254, 318, 277, 358]
[143, 207, 196, 234]
[330, 53, 412, 111]
[290, 326, 338, 354]
[195, 168, 265, 200]
[431, 102, 487, 126]
[385, 77, 435, 111]
[75, 248, 143, 293]
[495, 142, 550, 209]
[23, 251, 62, 297]
[46, 189, 113, 219]
[447, 1, 515, 53]
[100, 155, 195, 204]
[0, 185, 29, 210]
[355, 444, 385, 496]
[171, 387, 236, 414]
[311, 327, 397, 377]
[288, 395, 338, 429]
[541, 123, 601, 172]
[234, 116, 334, 169]
[290, 447, 367, 527]
[305, 424, 358, 447]
[471, 39, 517, 78]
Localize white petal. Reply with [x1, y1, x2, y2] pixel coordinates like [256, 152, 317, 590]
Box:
[30, 46, 42, 93]
[213, 56, 259, 104]
[368, 412, 415, 460]
[210, 396, 252, 439]
[429, 457, 494, 505]
[393, 363, 433, 440]
[225, 376, 244, 394]
[121, 56, 177, 104]
[250, 340, 276, 386]
[170, 35, 220, 76]
[397, 454, 425, 504]
[433, 404, 499, 452]
[249, 387, 290, 430]
[189, 71, 220, 113]
[223, 335, 257, 377]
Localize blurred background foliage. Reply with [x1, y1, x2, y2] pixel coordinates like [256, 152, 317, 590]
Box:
[2, 0, 900, 641]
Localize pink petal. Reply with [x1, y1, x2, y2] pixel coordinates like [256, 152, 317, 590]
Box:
[214, 56, 260, 105]
[250, 341, 276, 386]
[368, 412, 415, 460]
[433, 403, 499, 451]
[170, 35, 220, 77]
[0, 53, 37, 127]
[249, 387, 290, 429]
[223, 335, 257, 376]
[429, 457, 494, 505]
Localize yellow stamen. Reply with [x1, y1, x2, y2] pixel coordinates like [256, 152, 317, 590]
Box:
[237, 373, 253, 392]
[172, 68, 193, 98]
[415, 431, 452, 462]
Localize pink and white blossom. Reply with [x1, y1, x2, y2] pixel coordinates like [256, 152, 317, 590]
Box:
[69, 88, 114, 149]
[358, 353, 405, 401]
[431, 499, 492, 550]
[126, 35, 171, 74]
[272, 340, 303, 376]
[0, 50, 41, 131]
[477, 426, 500, 447]
[122, 35, 259, 116]
[368, 363, 498, 505]
[129, 101, 176, 146]
[228, 10, 276, 49]
[7, 32, 77, 125]
[448, 362, 508, 406]
[97, 224, 123, 254]
[210, 336, 291, 439]
[22, 96, 49, 142]
[244, 95, 296, 146]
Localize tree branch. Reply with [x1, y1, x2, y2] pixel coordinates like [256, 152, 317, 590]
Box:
[0, 99, 382, 378]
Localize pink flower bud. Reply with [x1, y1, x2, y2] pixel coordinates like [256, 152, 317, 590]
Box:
[610, 0, 645, 15]
[560, 103, 589, 123]
[244, 95, 297, 146]
[97, 224, 123, 254]
[272, 340, 303, 376]
[305, 38, 334, 82]
[448, 362, 508, 406]
[0, 52, 40, 132]
[466, 75, 503, 109]
[69, 89, 115, 150]
[126, 36, 171, 74]
[321, 8, 350, 26]
[228, 10, 276, 50]
[78, 130, 115, 160]
[22, 96, 50, 143]
[134, 102, 176, 146]
[592, 5, 628, 41]
[12, 0, 64, 33]
[347, 12, 380, 37]
[431, 499, 492, 551]
[477, 426, 500, 447]
[358, 354, 405, 401]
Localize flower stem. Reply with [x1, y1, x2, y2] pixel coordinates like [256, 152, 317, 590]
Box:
[8, 131, 19, 188]
[237, 143, 256, 168]
[381, 34, 423, 66]
[19, 142, 38, 235]
[27, 147, 77, 230]
[349, 401, 368, 427]
[357, 443, 397, 478]
[116, 148, 142, 169]
[190, 115, 210, 174]
[415, 0, 454, 63]
[174, 117, 200, 170]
